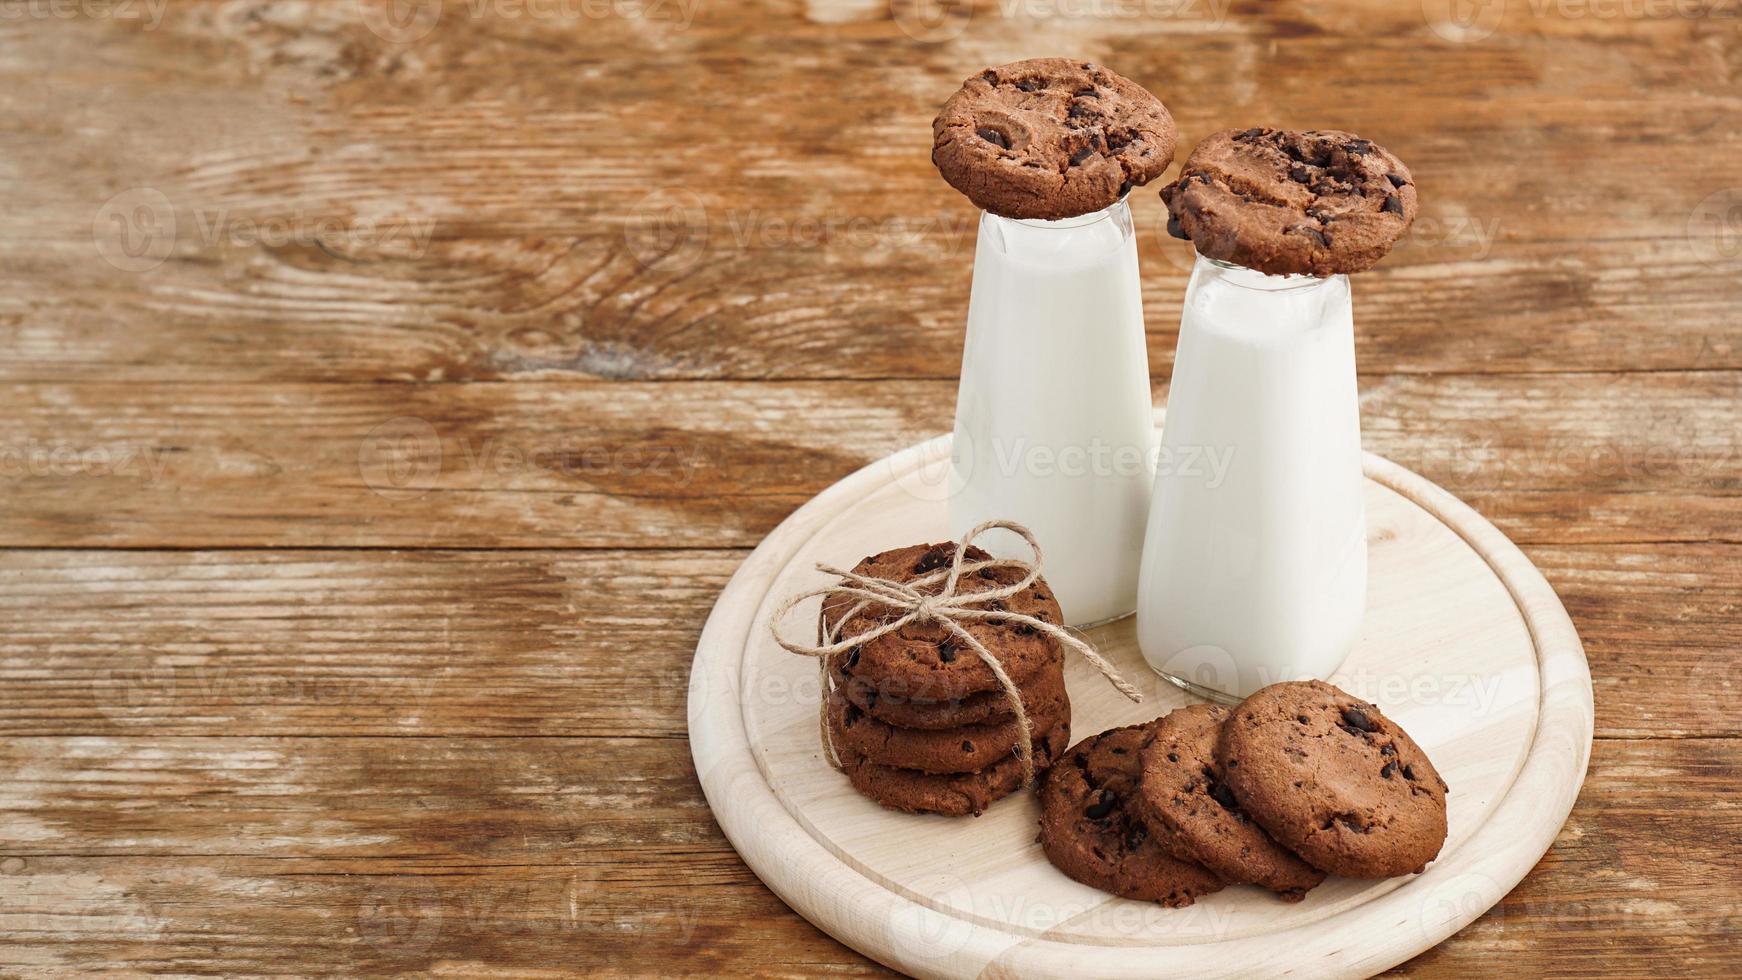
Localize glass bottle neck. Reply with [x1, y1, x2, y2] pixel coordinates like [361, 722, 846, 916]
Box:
[1190, 252, 1346, 292]
[979, 197, 1135, 267]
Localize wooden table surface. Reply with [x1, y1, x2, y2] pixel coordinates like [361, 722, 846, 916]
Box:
[2, 1, 1739, 976]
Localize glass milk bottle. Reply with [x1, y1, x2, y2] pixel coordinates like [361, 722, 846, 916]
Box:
[1137, 253, 1366, 698]
[948, 198, 1155, 626]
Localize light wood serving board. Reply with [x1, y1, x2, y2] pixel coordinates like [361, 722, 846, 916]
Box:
[689, 431, 1593, 979]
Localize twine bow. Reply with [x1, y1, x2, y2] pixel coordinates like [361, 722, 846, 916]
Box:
[768, 520, 1144, 786]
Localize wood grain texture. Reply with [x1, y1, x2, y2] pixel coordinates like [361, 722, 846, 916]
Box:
[0, 543, 1734, 740]
[0, 374, 1736, 549]
[0, 737, 1734, 977]
[2, 5, 1740, 382]
[2, 0, 1739, 974]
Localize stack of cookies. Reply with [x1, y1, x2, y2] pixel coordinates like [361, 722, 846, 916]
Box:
[821, 541, 1072, 817]
[1040, 680, 1449, 906]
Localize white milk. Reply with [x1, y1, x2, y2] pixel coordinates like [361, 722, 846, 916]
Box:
[948, 199, 1155, 626]
[1137, 253, 1366, 698]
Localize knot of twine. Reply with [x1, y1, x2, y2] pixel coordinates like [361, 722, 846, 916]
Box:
[768, 519, 1144, 786]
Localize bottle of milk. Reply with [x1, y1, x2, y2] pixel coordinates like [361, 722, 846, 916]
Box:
[948, 198, 1156, 626]
[1137, 253, 1366, 698]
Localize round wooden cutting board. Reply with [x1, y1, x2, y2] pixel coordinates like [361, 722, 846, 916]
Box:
[689, 431, 1593, 980]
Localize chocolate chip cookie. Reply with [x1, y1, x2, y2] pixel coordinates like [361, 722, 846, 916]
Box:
[1216, 680, 1449, 879]
[1135, 704, 1325, 901]
[933, 58, 1177, 220]
[839, 715, 1070, 817]
[821, 542, 1063, 704]
[1038, 723, 1224, 905]
[827, 669, 1069, 774]
[1161, 128, 1417, 276]
[834, 658, 1062, 730]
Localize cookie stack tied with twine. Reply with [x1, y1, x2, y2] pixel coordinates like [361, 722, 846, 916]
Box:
[770, 521, 1143, 817]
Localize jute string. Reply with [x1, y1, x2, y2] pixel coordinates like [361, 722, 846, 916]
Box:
[768, 520, 1144, 786]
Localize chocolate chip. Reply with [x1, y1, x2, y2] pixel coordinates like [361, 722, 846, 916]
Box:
[1289, 165, 1310, 183]
[1166, 215, 1188, 240]
[1069, 144, 1097, 166]
[1403, 765, 1419, 781]
[937, 641, 958, 663]
[1210, 782, 1240, 812]
[1341, 707, 1377, 732]
[1014, 623, 1036, 636]
[845, 647, 861, 669]
[1073, 86, 1096, 97]
[961, 739, 974, 753]
[978, 567, 998, 580]
[1166, 752, 1179, 763]
[1033, 592, 1050, 602]
[1084, 788, 1118, 820]
[976, 127, 1009, 149]
[1237, 127, 1266, 140]
[1387, 172, 1408, 188]
[1381, 743, 1397, 757]
[1297, 714, 1310, 724]
[913, 544, 955, 573]
[843, 704, 862, 727]
[1348, 138, 1374, 154]
[1123, 823, 1147, 850]
[1291, 226, 1328, 246]
[1383, 194, 1404, 215]
[1381, 760, 1399, 779]
[1015, 77, 1045, 92]
[1192, 172, 1213, 185]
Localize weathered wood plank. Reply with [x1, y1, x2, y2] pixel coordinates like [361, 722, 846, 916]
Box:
[0, 376, 1734, 549]
[6, 237, 1736, 383]
[2, 8, 1739, 382]
[0, 543, 1734, 740]
[0, 736, 1734, 976]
